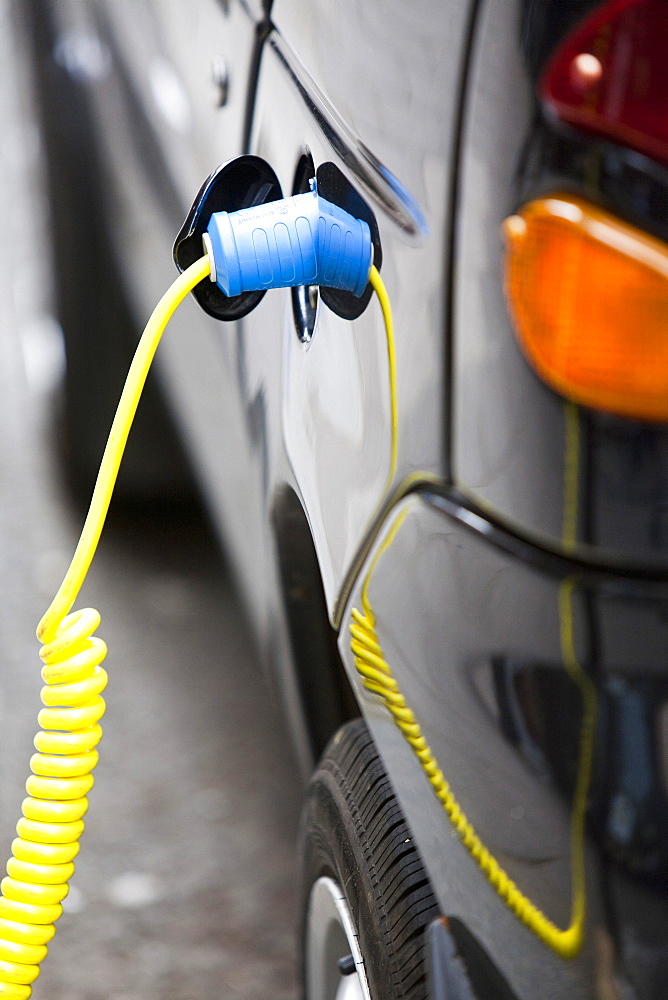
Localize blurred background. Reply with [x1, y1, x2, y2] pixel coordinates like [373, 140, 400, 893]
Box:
[0, 3, 302, 998]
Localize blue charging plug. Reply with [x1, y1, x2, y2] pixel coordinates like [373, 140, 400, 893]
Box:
[203, 185, 373, 299]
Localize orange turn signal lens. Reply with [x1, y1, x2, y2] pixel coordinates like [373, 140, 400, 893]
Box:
[503, 195, 668, 422]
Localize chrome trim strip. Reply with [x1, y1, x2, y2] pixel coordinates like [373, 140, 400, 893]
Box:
[267, 31, 429, 240]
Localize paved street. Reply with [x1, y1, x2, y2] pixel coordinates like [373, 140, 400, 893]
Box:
[0, 5, 302, 998]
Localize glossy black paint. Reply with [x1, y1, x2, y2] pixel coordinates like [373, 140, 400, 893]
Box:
[27, 0, 668, 995]
[422, 490, 668, 888]
[348, 490, 668, 998]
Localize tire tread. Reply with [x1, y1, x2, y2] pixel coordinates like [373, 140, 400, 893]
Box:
[300, 719, 439, 1000]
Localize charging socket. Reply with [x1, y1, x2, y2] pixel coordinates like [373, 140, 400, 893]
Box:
[175, 155, 382, 327]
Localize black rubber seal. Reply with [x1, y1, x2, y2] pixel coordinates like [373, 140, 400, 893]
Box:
[173, 154, 282, 321]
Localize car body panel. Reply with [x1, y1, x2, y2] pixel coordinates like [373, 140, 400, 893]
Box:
[38, 0, 318, 767]
[56, 0, 262, 578]
[453, 0, 569, 548]
[247, 4, 474, 617]
[27, 0, 668, 994]
[339, 491, 668, 999]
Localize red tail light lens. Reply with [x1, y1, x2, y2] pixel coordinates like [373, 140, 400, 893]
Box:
[540, 0, 668, 168]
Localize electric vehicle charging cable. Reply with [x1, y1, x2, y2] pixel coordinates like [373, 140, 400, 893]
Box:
[0, 256, 210, 1000]
[0, 176, 589, 993]
[0, 181, 395, 997]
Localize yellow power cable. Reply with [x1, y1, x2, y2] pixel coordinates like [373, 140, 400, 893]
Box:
[562, 401, 580, 553]
[0, 256, 392, 997]
[37, 256, 211, 643]
[0, 256, 210, 999]
[349, 276, 595, 960]
[368, 265, 398, 489]
[0, 239, 594, 994]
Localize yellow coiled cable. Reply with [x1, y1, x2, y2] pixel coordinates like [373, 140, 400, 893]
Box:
[368, 266, 397, 490]
[350, 567, 594, 960]
[0, 243, 592, 990]
[0, 256, 210, 999]
[350, 277, 595, 960]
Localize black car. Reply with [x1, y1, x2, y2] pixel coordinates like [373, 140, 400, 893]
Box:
[19, 1, 668, 997]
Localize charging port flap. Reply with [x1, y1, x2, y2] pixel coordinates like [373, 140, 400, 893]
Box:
[173, 154, 282, 321]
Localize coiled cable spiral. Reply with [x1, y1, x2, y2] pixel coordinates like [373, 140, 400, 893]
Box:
[0, 233, 590, 987]
[350, 575, 594, 960]
[0, 257, 210, 998]
[349, 400, 596, 960]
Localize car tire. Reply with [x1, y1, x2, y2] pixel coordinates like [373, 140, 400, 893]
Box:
[299, 718, 439, 1000]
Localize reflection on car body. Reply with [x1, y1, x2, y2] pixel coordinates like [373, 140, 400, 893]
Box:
[24, 0, 668, 997]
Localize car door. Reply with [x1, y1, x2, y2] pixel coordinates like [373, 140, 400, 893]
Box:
[240, 1, 474, 620]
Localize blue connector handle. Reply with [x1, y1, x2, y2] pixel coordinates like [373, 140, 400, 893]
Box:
[205, 191, 373, 298]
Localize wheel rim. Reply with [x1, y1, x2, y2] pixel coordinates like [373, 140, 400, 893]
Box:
[305, 876, 371, 1000]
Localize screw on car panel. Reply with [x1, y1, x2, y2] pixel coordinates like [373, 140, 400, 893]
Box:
[211, 54, 229, 107]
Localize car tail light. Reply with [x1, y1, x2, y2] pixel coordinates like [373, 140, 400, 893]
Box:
[503, 194, 668, 422]
[540, 0, 668, 168]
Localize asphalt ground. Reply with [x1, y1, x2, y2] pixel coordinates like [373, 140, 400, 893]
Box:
[0, 5, 302, 998]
